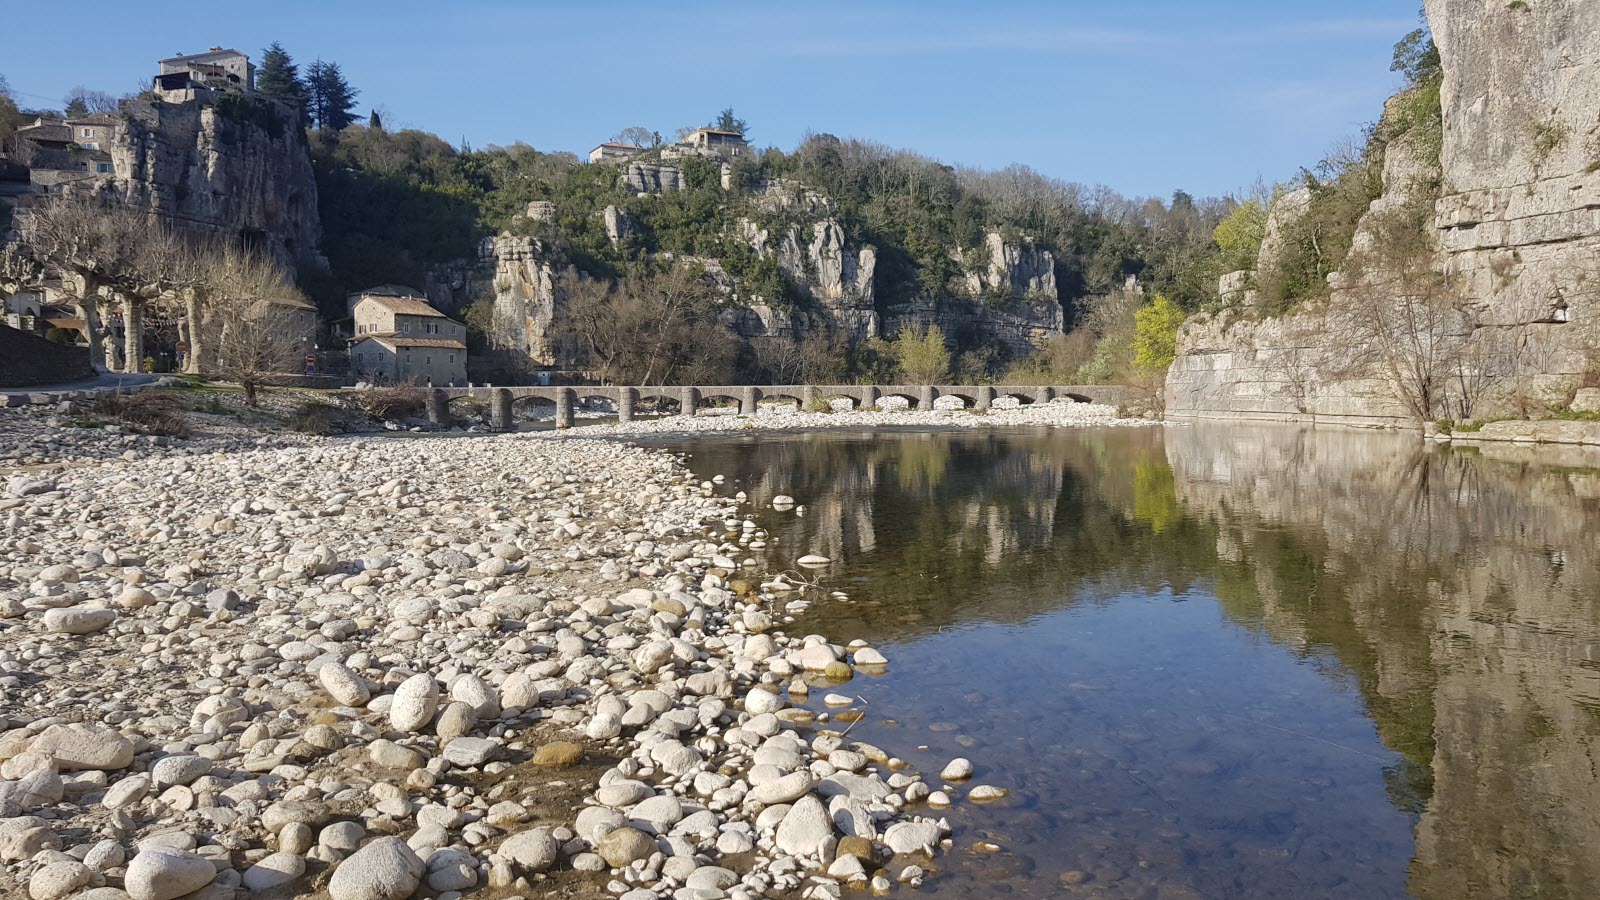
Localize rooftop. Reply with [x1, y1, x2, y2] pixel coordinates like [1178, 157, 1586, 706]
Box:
[356, 335, 467, 350]
[159, 48, 248, 65]
[356, 295, 448, 318]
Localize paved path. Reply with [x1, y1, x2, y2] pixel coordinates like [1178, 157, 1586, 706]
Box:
[2, 373, 176, 406]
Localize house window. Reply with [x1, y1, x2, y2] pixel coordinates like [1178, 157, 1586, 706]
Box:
[449, 353, 455, 363]
[83, 142, 99, 150]
[96, 163, 112, 173]
[403, 322, 411, 334]
[425, 355, 432, 365]
[81, 128, 93, 138]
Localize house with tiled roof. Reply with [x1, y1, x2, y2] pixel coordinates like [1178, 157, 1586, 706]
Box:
[346, 287, 467, 385]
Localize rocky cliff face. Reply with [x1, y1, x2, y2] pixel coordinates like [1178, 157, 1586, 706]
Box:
[1168, 0, 1600, 422]
[108, 95, 322, 268]
[735, 217, 879, 340]
[954, 232, 1057, 302]
[472, 177, 1070, 369]
[480, 235, 573, 368]
[620, 163, 684, 194]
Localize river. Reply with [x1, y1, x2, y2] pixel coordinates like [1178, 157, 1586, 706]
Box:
[648, 423, 1600, 899]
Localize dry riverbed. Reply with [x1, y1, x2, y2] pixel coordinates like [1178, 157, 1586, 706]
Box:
[0, 407, 1075, 900]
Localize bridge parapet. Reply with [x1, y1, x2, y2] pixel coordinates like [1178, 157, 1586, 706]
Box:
[426, 382, 1133, 430]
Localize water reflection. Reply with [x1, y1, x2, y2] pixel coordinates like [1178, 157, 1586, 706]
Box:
[661, 424, 1600, 899]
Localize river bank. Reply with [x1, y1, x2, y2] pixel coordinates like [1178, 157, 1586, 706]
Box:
[0, 419, 1020, 900]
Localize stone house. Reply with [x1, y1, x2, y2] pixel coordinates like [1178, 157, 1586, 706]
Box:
[346, 290, 467, 385]
[589, 142, 643, 164]
[155, 48, 255, 97]
[12, 116, 118, 184]
[683, 128, 748, 160]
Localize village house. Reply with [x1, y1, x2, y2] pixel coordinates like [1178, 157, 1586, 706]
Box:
[683, 128, 748, 160]
[345, 287, 467, 386]
[588, 142, 643, 164]
[154, 48, 255, 97]
[11, 116, 118, 185]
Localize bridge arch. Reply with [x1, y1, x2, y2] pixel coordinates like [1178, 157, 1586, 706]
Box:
[878, 391, 922, 409]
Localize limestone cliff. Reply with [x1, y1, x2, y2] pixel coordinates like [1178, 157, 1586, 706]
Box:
[472, 174, 1070, 369]
[734, 216, 879, 340]
[1168, 0, 1600, 423]
[107, 94, 322, 268]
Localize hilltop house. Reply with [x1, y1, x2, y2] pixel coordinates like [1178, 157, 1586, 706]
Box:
[346, 288, 467, 386]
[154, 48, 255, 97]
[589, 142, 643, 164]
[683, 128, 748, 160]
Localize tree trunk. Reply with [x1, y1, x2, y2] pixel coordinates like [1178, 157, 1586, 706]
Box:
[243, 380, 258, 407]
[77, 291, 107, 374]
[123, 296, 144, 373]
[183, 293, 204, 374]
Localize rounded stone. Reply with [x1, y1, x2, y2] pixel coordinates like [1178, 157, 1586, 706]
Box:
[597, 827, 655, 867]
[389, 674, 440, 733]
[124, 848, 216, 900]
[499, 827, 559, 872]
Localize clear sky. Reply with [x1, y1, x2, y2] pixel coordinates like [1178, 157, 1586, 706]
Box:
[3, 0, 1420, 200]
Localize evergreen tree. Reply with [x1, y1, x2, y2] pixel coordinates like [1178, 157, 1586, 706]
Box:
[709, 107, 748, 136]
[257, 42, 310, 115]
[306, 60, 358, 132]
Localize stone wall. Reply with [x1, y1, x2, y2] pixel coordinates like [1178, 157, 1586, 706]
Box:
[1168, 0, 1600, 423]
[0, 324, 93, 388]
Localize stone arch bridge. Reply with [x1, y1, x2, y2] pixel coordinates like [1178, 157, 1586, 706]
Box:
[427, 384, 1136, 430]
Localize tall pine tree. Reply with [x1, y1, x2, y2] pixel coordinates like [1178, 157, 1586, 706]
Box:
[306, 60, 358, 132]
[256, 42, 309, 115]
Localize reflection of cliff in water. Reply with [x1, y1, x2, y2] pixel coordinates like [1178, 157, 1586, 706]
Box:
[676, 428, 1219, 639]
[1168, 424, 1600, 899]
[673, 425, 1600, 899]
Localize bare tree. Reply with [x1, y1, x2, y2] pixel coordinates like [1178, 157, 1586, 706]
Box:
[557, 265, 736, 385]
[63, 87, 119, 115]
[1327, 202, 1471, 421]
[17, 194, 145, 372]
[613, 126, 654, 148]
[0, 242, 41, 297]
[203, 248, 306, 406]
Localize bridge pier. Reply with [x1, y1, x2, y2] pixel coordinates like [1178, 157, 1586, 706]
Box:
[801, 385, 817, 411]
[740, 386, 759, 416]
[618, 388, 637, 424]
[918, 385, 936, 409]
[490, 389, 512, 431]
[681, 387, 701, 417]
[862, 385, 880, 410]
[1037, 386, 1055, 404]
[975, 385, 995, 412]
[427, 389, 448, 428]
[554, 388, 574, 429]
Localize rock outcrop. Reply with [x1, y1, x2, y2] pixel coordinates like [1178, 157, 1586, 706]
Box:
[480, 235, 575, 368]
[1168, 0, 1600, 422]
[621, 163, 684, 194]
[954, 232, 1057, 302]
[735, 218, 879, 340]
[107, 94, 322, 269]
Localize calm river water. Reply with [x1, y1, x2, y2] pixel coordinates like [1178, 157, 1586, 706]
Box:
[654, 423, 1600, 899]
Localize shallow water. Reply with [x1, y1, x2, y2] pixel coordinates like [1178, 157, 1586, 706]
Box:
[658, 423, 1600, 899]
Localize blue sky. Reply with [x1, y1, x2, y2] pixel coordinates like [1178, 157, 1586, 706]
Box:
[4, 0, 1420, 199]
